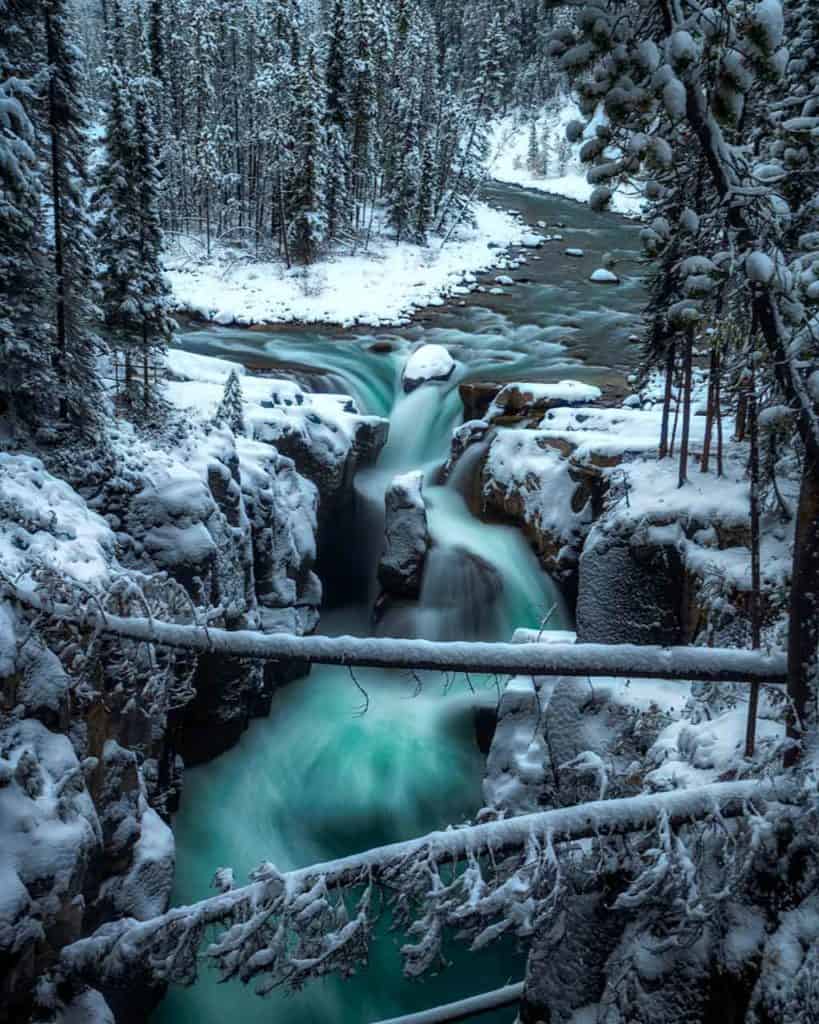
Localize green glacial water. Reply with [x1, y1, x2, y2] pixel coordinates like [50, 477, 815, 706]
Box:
[155, 183, 644, 1024]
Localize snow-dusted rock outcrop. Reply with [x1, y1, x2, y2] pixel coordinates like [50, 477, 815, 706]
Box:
[402, 344, 456, 392]
[377, 471, 430, 599]
[0, 368, 337, 1019]
[165, 350, 389, 526]
[478, 397, 794, 643]
[485, 380, 602, 424]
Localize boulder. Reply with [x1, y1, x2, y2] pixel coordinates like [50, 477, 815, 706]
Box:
[377, 471, 430, 599]
[402, 344, 456, 392]
[590, 267, 620, 283]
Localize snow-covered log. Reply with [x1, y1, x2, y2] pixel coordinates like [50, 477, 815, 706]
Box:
[371, 982, 525, 1024]
[7, 584, 787, 684]
[60, 776, 799, 989]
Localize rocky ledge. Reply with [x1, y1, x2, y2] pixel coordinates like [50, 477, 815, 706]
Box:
[0, 351, 389, 1023]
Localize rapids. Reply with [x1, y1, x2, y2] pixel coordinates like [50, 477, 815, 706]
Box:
[154, 183, 646, 1024]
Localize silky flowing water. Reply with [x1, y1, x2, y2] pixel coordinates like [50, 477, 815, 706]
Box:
[154, 185, 645, 1024]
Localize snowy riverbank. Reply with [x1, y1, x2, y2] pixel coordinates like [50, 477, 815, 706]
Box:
[163, 202, 531, 329]
[489, 102, 645, 218]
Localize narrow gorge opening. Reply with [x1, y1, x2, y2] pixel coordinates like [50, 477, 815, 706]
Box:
[154, 184, 644, 1024]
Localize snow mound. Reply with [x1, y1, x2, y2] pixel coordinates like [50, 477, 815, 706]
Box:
[565, 248, 585, 258]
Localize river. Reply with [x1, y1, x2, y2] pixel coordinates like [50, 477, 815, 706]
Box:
[153, 183, 646, 1024]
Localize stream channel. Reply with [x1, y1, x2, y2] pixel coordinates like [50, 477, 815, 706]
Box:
[154, 183, 647, 1024]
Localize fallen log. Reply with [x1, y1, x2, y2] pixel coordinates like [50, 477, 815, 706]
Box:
[61, 775, 799, 983]
[8, 584, 788, 684]
[371, 982, 525, 1024]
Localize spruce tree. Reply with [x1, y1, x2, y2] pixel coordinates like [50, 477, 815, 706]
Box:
[527, 119, 539, 174]
[289, 43, 327, 264]
[214, 369, 245, 435]
[94, 60, 142, 402]
[0, 0, 54, 429]
[132, 83, 174, 411]
[349, 0, 378, 229]
[43, 0, 104, 429]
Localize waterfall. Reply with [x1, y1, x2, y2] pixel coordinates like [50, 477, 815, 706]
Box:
[157, 182, 645, 1024]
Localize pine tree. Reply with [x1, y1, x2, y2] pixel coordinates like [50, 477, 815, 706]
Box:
[43, 0, 104, 429]
[415, 141, 435, 243]
[349, 0, 378, 230]
[324, 0, 348, 131]
[323, 0, 351, 241]
[214, 369, 245, 435]
[94, 60, 142, 402]
[132, 82, 174, 411]
[289, 43, 327, 264]
[96, 59, 174, 414]
[0, 0, 54, 429]
[527, 119, 539, 174]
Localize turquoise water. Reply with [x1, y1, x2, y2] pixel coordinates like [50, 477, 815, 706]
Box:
[155, 184, 642, 1024]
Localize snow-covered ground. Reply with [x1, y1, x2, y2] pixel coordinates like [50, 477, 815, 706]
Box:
[164, 202, 529, 329]
[489, 99, 645, 218]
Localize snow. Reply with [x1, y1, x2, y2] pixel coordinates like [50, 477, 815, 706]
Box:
[486, 380, 602, 422]
[746, 250, 776, 284]
[0, 453, 115, 588]
[565, 248, 585, 257]
[165, 348, 385, 458]
[164, 202, 528, 328]
[402, 344, 456, 391]
[489, 103, 645, 217]
[589, 268, 620, 283]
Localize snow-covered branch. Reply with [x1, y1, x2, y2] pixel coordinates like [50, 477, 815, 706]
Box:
[60, 776, 800, 993]
[6, 582, 787, 684]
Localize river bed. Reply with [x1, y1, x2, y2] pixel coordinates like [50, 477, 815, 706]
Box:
[153, 183, 646, 1024]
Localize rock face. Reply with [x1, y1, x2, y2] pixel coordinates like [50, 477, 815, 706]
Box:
[0, 353, 385, 1022]
[377, 471, 429, 599]
[575, 525, 687, 645]
[402, 344, 456, 392]
[442, 419, 491, 484]
[458, 381, 502, 422]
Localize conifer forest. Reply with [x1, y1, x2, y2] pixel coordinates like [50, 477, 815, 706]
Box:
[1, 1, 818, 1023]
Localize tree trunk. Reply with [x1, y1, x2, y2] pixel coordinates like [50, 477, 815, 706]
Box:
[62, 774, 799, 985]
[745, 367, 762, 757]
[5, 584, 789, 684]
[45, 2, 68, 422]
[785, 456, 819, 765]
[678, 327, 693, 487]
[700, 347, 717, 473]
[714, 348, 724, 477]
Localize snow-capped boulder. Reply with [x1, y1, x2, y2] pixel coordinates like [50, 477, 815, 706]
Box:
[590, 268, 620, 284]
[564, 247, 585, 258]
[486, 380, 602, 423]
[378, 471, 430, 599]
[495, 274, 515, 285]
[402, 344, 456, 392]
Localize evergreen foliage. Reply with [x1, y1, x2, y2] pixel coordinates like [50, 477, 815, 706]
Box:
[214, 368, 245, 435]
